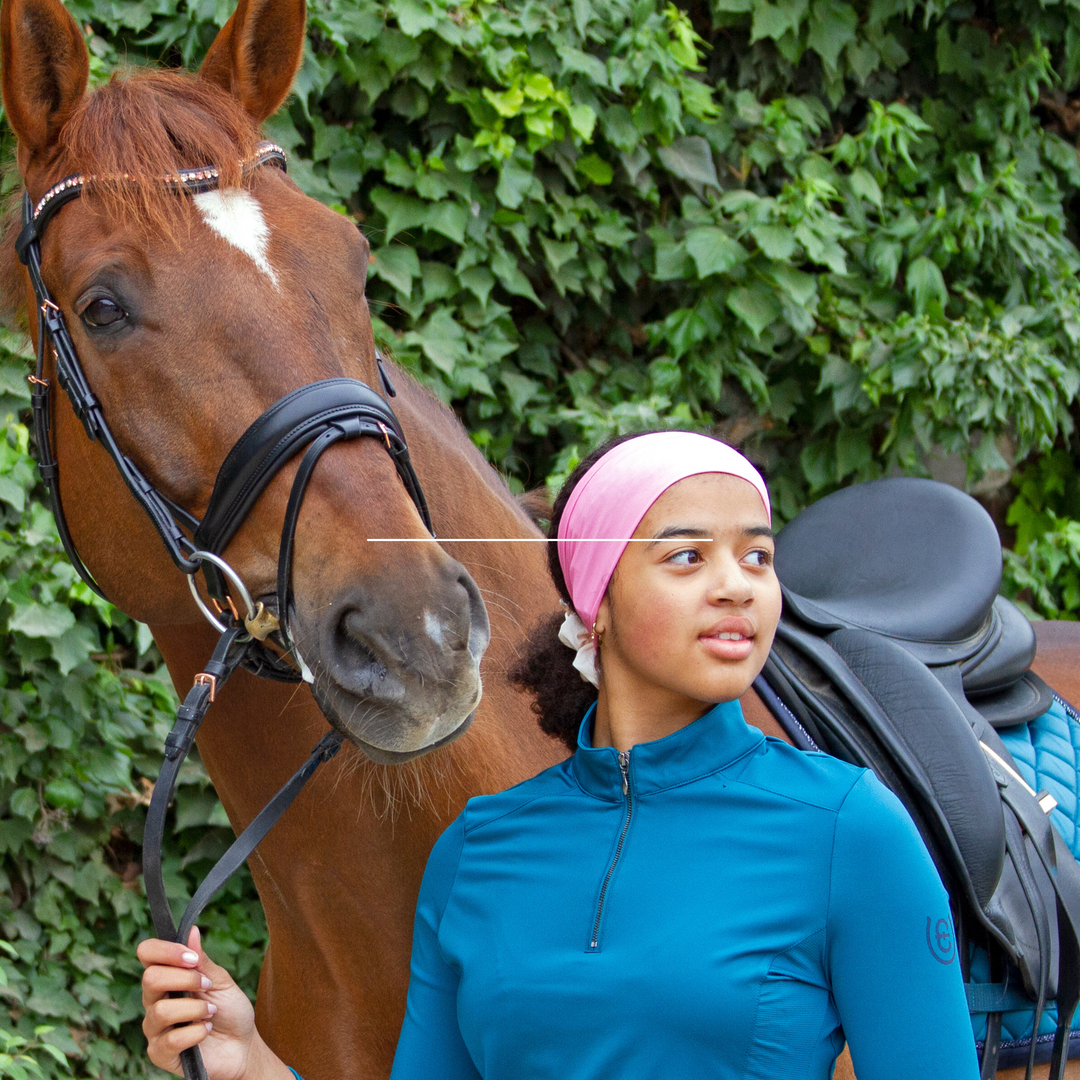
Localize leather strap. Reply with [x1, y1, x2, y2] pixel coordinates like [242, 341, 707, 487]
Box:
[142, 628, 246, 1080]
[19, 192, 201, 584]
[194, 378, 432, 558]
[276, 425, 340, 643]
[175, 728, 343, 946]
[143, 628, 247, 939]
[142, 625, 344, 1080]
[751, 673, 819, 750]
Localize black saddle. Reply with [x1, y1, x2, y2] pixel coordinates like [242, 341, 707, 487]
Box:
[776, 476, 1053, 720]
[756, 477, 1080, 1079]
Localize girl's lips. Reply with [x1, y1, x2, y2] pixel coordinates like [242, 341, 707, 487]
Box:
[699, 618, 756, 661]
[699, 634, 755, 661]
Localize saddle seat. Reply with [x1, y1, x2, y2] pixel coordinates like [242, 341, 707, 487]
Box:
[775, 477, 1052, 725]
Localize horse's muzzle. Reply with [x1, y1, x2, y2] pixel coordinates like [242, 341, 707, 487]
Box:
[296, 556, 490, 761]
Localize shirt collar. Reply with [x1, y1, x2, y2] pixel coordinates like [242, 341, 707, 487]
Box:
[571, 698, 764, 800]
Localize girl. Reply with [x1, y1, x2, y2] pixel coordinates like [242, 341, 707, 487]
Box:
[139, 430, 978, 1079]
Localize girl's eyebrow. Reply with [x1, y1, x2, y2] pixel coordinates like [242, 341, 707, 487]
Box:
[646, 526, 712, 549]
[645, 523, 774, 549]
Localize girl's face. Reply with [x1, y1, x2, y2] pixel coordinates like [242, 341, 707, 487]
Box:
[595, 472, 781, 721]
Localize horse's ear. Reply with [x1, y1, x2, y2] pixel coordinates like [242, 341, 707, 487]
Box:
[0, 0, 88, 161]
[199, 0, 306, 123]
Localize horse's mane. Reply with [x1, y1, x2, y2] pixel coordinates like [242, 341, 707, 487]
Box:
[0, 67, 261, 326]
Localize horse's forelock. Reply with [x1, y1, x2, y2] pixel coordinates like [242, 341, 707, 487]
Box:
[0, 66, 263, 324]
[58, 68, 261, 235]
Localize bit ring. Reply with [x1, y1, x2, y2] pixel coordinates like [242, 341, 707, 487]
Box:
[186, 550, 257, 632]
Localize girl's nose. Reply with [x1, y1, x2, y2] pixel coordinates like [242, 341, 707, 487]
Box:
[707, 557, 755, 605]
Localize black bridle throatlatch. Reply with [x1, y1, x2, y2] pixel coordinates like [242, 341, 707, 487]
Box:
[17, 143, 434, 1080]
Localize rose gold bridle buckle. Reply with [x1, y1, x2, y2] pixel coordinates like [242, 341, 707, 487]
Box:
[194, 672, 217, 702]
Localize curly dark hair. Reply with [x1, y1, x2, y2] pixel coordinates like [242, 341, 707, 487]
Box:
[509, 431, 664, 751]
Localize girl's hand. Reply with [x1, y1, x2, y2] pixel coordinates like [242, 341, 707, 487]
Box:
[139, 926, 284, 1080]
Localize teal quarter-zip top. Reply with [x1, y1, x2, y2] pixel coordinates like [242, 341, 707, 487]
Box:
[390, 699, 979, 1080]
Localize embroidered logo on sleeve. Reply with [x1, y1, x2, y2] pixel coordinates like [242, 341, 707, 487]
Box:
[926, 914, 956, 964]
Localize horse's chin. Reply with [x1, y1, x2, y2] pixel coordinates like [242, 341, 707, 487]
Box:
[310, 683, 479, 764]
[347, 711, 475, 765]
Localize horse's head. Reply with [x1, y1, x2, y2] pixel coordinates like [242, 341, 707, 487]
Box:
[0, 0, 491, 762]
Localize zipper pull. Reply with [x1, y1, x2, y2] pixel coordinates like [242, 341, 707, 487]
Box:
[617, 750, 630, 796]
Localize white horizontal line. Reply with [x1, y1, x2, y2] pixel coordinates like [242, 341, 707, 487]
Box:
[365, 538, 714, 543]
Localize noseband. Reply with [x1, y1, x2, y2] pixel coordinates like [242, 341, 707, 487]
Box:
[16, 143, 435, 1080]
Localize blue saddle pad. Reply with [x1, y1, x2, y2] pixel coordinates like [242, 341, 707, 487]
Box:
[970, 696, 1080, 1065]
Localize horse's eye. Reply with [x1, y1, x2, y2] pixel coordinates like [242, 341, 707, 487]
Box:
[81, 298, 127, 328]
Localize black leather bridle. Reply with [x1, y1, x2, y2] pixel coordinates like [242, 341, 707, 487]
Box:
[16, 142, 434, 1080]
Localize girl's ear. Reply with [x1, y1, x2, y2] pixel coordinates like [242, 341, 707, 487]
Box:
[199, 0, 306, 123]
[594, 596, 612, 643]
[0, 0, 89, 163]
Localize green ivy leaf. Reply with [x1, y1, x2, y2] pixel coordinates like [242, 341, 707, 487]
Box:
[496, 161, 543, 209]
[9, 603, 76, 640]
[848, 168, 883, 207]
[656, 136, 719, 187]
[906, 256, 948, 316]
[727, 284, 782, 338]
[413, 309, 469, 375]
[568, 104, 598, 142]
[369, 188, 427, 242]
[371, 246, 421, 295]
[685, 227, 749, 277]
[750, 223, 798, 259]
[751, 0, 809, 42]
[807, 0, 858, 70]
[490, 248, 541, 304]
[576, 154, 614, 185]
[49, 623, 99, 676]
[501, 372, 540, 414]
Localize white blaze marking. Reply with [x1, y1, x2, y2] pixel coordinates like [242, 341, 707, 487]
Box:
[193, 189, 278, 286]
[424, 610, 445, 646]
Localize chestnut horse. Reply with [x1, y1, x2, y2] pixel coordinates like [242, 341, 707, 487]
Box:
[1, 0, 1077, 1077]
[0, 0, 566, 1074]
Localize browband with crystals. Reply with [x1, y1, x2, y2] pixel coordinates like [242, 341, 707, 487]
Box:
[16, 141, 287, 264]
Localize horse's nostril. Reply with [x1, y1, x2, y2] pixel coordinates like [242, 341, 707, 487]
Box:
[337, 608, 387, 677]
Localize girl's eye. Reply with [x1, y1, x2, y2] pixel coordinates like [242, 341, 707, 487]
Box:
[745, 548, 772, 567]
[80, 298, 127, 328]
[667, 549, 703, 566]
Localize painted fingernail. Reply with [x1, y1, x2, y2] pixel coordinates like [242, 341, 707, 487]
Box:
[206, 1003, 217, 1017]
[182, 951, 199, 964]
[200, 976, 211, 990]
[205, 1022, 213, 1033]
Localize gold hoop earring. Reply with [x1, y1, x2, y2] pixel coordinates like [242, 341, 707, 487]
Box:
[591, 621, 603, 647]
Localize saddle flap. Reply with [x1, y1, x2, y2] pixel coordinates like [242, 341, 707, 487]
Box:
[775, 477, 1002, 648]
[825, 626, 1006, 910]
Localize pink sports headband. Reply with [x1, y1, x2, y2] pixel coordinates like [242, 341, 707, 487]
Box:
[556, 431, 771, 630]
